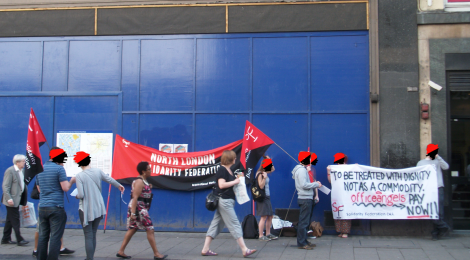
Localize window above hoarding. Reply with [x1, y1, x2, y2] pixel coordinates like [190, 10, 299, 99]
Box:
[447, 0, 470, 11]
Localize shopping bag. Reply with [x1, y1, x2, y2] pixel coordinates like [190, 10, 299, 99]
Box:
[233, 177, 250, 205]
[19, 202, 37, 227]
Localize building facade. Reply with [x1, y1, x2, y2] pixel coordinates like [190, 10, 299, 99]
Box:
[0, 0, 467, 235]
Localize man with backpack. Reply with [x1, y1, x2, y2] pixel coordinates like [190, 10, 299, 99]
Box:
[292, 151, 321, 250]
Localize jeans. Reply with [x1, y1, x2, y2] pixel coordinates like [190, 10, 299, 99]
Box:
[37, 207, 67, 260]
[297, 199, 313, 247]
[2, 206, 24, 242]
[79, 210, 102, 260]
[432, 187, 449, 235]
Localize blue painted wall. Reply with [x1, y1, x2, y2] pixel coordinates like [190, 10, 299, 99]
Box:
[0, 31, 370, 233]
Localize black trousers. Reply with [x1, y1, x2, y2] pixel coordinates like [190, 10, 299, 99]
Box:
[2, 206, 24, 242]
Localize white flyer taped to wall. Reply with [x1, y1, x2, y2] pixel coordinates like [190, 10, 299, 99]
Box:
[57, 131, 113, 177]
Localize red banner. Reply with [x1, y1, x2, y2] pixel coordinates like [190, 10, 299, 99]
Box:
[113, 135, 244, 190]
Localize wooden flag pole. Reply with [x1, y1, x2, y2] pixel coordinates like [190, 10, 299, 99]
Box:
[103, 184, 112, 233]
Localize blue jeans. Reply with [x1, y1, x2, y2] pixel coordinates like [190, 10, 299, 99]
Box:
[79, 210, 102, 260]
[297, 199, 313, 247]
[37, 207, 67, 260]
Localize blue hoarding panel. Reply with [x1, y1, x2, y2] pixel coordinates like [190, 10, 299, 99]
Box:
[139, 114, 194, 229]
[122, 40, 140, 111]
[252, 114, 308, 209]
[311, 35, 369, 112]
[0, 31, 370, 232]
[253, 37, 308, 112]
[140, 39, 194, 111]
[0, 42, 42, 91]
[0, 97, 53, 224]
[310, 113, 369, 228]
[68, 41, 122, 91]
[43, 41, 68, 91]
[196, 38, 251, 111]
[139, 114, 193, 152]
[193, 113, 250, 229]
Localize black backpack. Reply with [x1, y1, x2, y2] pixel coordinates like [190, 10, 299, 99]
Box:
[251, 173, 266, 202]
[241, 214, 259, 239]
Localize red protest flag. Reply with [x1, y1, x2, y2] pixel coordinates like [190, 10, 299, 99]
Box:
[24, 108, 47, 184]
[240, 121, 274, 180]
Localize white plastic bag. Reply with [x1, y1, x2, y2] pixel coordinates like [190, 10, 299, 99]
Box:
[233, 177, 250, 205]
[19, 202, 37, 227]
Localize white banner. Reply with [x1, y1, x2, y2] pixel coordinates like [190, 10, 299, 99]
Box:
[330, 164, 439, 220]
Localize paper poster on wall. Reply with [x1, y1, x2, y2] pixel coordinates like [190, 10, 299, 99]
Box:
[159, 144, 174, 153]
[174, 144, 188, 153]
[56, 131, 113, 177]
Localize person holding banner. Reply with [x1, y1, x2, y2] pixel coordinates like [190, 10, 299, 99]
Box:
[201, 150, 257, 258]
[417, 144, 450, 240]
[73, 151, 124, 260]
[255, 156, 278, 241]
[116, 161, 167, 260]
[292, 151, 321, 250]
[327, 153, 351, 238]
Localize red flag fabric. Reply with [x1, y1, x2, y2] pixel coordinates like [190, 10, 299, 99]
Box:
[24, 108, 47, 184]
[240, 121, 274, 170]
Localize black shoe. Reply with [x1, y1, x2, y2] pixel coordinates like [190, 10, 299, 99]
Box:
[154, 255, 167, 260]
[116, 253, 132, 259]
[32, 250, 37, 257]
[60, 248, 75, 255]
[438, 227, 449, 238]
[1, 240, 16, 245]
[17, 240, 29, 246]
[431, 233, 439, 241]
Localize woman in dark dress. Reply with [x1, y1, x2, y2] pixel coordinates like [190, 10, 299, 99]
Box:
[116, 161, 167, 260]
[201, 150, 257, 258]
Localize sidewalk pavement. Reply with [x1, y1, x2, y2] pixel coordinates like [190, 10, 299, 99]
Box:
[1, 228, 469, 260]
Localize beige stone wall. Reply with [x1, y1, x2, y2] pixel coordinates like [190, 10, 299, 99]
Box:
[418, 0, 444, 11]
[0, 0, 321, 9]
[418, 24, 470, 157]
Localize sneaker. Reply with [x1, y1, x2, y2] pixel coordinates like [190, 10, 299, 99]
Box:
[258, 236, 271, 241]
[266, 234, 278, 240]
[60, 248, 75, 255]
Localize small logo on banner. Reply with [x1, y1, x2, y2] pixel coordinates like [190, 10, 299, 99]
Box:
[122, 139, 130, 148]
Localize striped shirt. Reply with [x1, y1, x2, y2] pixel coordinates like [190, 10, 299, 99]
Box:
[36, 161, 67, 207]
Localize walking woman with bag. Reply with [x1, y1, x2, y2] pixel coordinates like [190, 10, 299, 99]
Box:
[73, 151, 125, 260]
[201, 150, 257, 258]
[327, 153, 351, 238]
[255, 156, 278, 241]
[116, 161, 167, 260]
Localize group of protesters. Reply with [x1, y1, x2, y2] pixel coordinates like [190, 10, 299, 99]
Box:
[2, 143, 450, 259]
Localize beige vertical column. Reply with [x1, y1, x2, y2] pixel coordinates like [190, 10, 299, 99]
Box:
[369, 0, 380, 167]
[418, 28, 431, 158]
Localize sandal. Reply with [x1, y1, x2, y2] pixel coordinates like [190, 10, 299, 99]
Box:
[116, 253, 132, 259]
[201, 250, 218, 256]
[243, 248, 257, 258]
[154, 255, 168, 260]
[341, 234, 348, 238]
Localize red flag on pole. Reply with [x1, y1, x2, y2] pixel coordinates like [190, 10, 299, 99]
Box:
[240, 121, 274, 180]
[24, 108, 47, 184]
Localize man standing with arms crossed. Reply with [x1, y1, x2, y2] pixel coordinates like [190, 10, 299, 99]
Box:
[417, 144, 450, 240]
[36, 148, 75, 260]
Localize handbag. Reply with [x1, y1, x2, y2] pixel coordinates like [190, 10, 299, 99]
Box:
[205, 187, 229, 211]
[251, 173, 266, 202]
[30, 184, 40, 200]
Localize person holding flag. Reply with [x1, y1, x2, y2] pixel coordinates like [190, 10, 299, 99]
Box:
[292, 151, 321, 250]
[255, 156, 278, 241]
[73, 151, 124, 260]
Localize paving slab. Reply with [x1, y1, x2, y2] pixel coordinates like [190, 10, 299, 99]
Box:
[0, 228, 469, 260]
